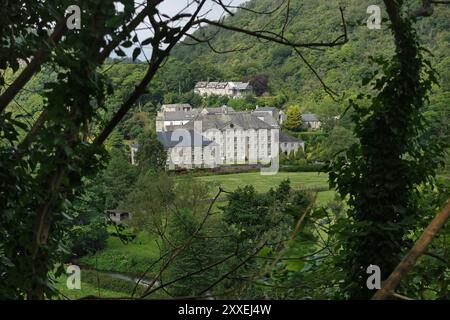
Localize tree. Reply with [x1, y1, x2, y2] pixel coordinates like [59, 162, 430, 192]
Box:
[102, 148, 138, 210]
[66, 183, 109, 258]
[329, 0, 449, 299]
[121, 172, 175, 233]
[320, 126, 357, 161]
[136, 130, 167, 173]
[0, 0, 350, 299]
[244, 74, 269, 96]
[284, 105, 302, 131]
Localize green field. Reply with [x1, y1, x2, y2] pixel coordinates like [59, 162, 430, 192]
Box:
[79, 231, 160, 275]
[195, 172, 334, 205]
[196, 172, 328, 192]
[54, 273, 130, 300]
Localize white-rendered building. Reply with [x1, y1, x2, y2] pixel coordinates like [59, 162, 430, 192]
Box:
[153, 104, 304, 169]
[155, 109, 200, 132]
[194, 81, 253, 98]
[157, 113, 278, 169]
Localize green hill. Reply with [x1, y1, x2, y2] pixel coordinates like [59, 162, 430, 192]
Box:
[9, 0, 449, 145]
[171, 0, 449, 110]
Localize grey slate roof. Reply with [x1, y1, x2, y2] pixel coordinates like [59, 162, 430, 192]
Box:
[203, 105, 235, 114]
[301, 113, 319, 122]
[194, 81, 251, 91]
[279, 132, 302, 143]
[229, 82, 251, 90]
[161, 103, 192, 110]
[157, 131, 215, 148]
[157, 110, 200, 121]
[182, 113, 273, 131]
[251, 111, 279, 127]
[194, 82, 208, 88]
[254, 106, 276, 112]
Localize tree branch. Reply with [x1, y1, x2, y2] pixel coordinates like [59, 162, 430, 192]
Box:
[372, 199, 450, 300]
[0, 19, 66, 113]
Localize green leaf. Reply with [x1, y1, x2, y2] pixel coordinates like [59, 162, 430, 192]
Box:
[132, 47, 141, 61]
[122, 40, 133, 48]
[141, 37, 153, 46]
[115, 47, 126, 57]
[285, 260, 304, 271]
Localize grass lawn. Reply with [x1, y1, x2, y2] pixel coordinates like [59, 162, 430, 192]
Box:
[79, 231, 160, 275]
[104, 230, 159, 259]
[195, 172, 329, 192]
[53, 273, 129, 300]
[195, 172, 334, 205]
[316, 190, 336, 206]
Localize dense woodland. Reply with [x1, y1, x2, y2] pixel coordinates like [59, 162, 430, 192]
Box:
[0, 0, 449, 300]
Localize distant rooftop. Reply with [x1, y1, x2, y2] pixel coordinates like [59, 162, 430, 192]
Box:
[157, 131, 215, 148]
[161, 103, 193, 112]
[251, 111, 279, 127]
[203, 105, 235, 114]
[301, 113, 319, 122]
[182, 113, 273, 131]
[194, 81, 251, 91]
[156, 109, 200, 121]
[255, 106, 276, 112]
[279, 132, 302, 143]
[228, 82, 251, 90]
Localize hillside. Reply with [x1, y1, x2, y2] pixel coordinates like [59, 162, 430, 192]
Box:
[8, 0, 449, 168]
[11, 0, 449, 120]
[171, 0, 449, 111]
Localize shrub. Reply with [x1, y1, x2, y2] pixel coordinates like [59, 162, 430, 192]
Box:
[280, 164, 325, 172]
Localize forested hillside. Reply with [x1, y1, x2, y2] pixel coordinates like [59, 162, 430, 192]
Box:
[13, 0, 450, 116]
[172, 0, 449, 110]
[11, 0, 449, 166]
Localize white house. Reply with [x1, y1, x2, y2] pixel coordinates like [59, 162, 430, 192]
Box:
[156, 109, 200, 131]
[194, 81, 253, 98]
[279, 132, 305, 156]
[301, 113, 321, 130]
[152, 104, 304, 170]
[157, 113, 278, 169]
[161, 103, 193, 112]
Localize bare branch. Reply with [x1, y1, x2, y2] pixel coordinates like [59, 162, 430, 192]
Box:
[194, 6, 348, 50]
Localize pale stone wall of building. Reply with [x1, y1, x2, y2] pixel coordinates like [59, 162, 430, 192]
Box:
[280, 141, 305, 155]
[165, 127, 279, 169]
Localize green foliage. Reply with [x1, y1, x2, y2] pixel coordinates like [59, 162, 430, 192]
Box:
[400, 178, 450, 299]
[1, 0, 449, 300]
[121, 112, 153, 140]
[320, 126, 358, 161]
[122, 172, 175, 233]
[101, 148, 138, 210]
[283, 105, 303, 132]
[222, 185, 274, 242]
[136, 130, 167, 173]
[66, 183, 109, 258]
[163, 208, 228, 297]
[328, 3, 449, 299]
[0, 0, 130, 298]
